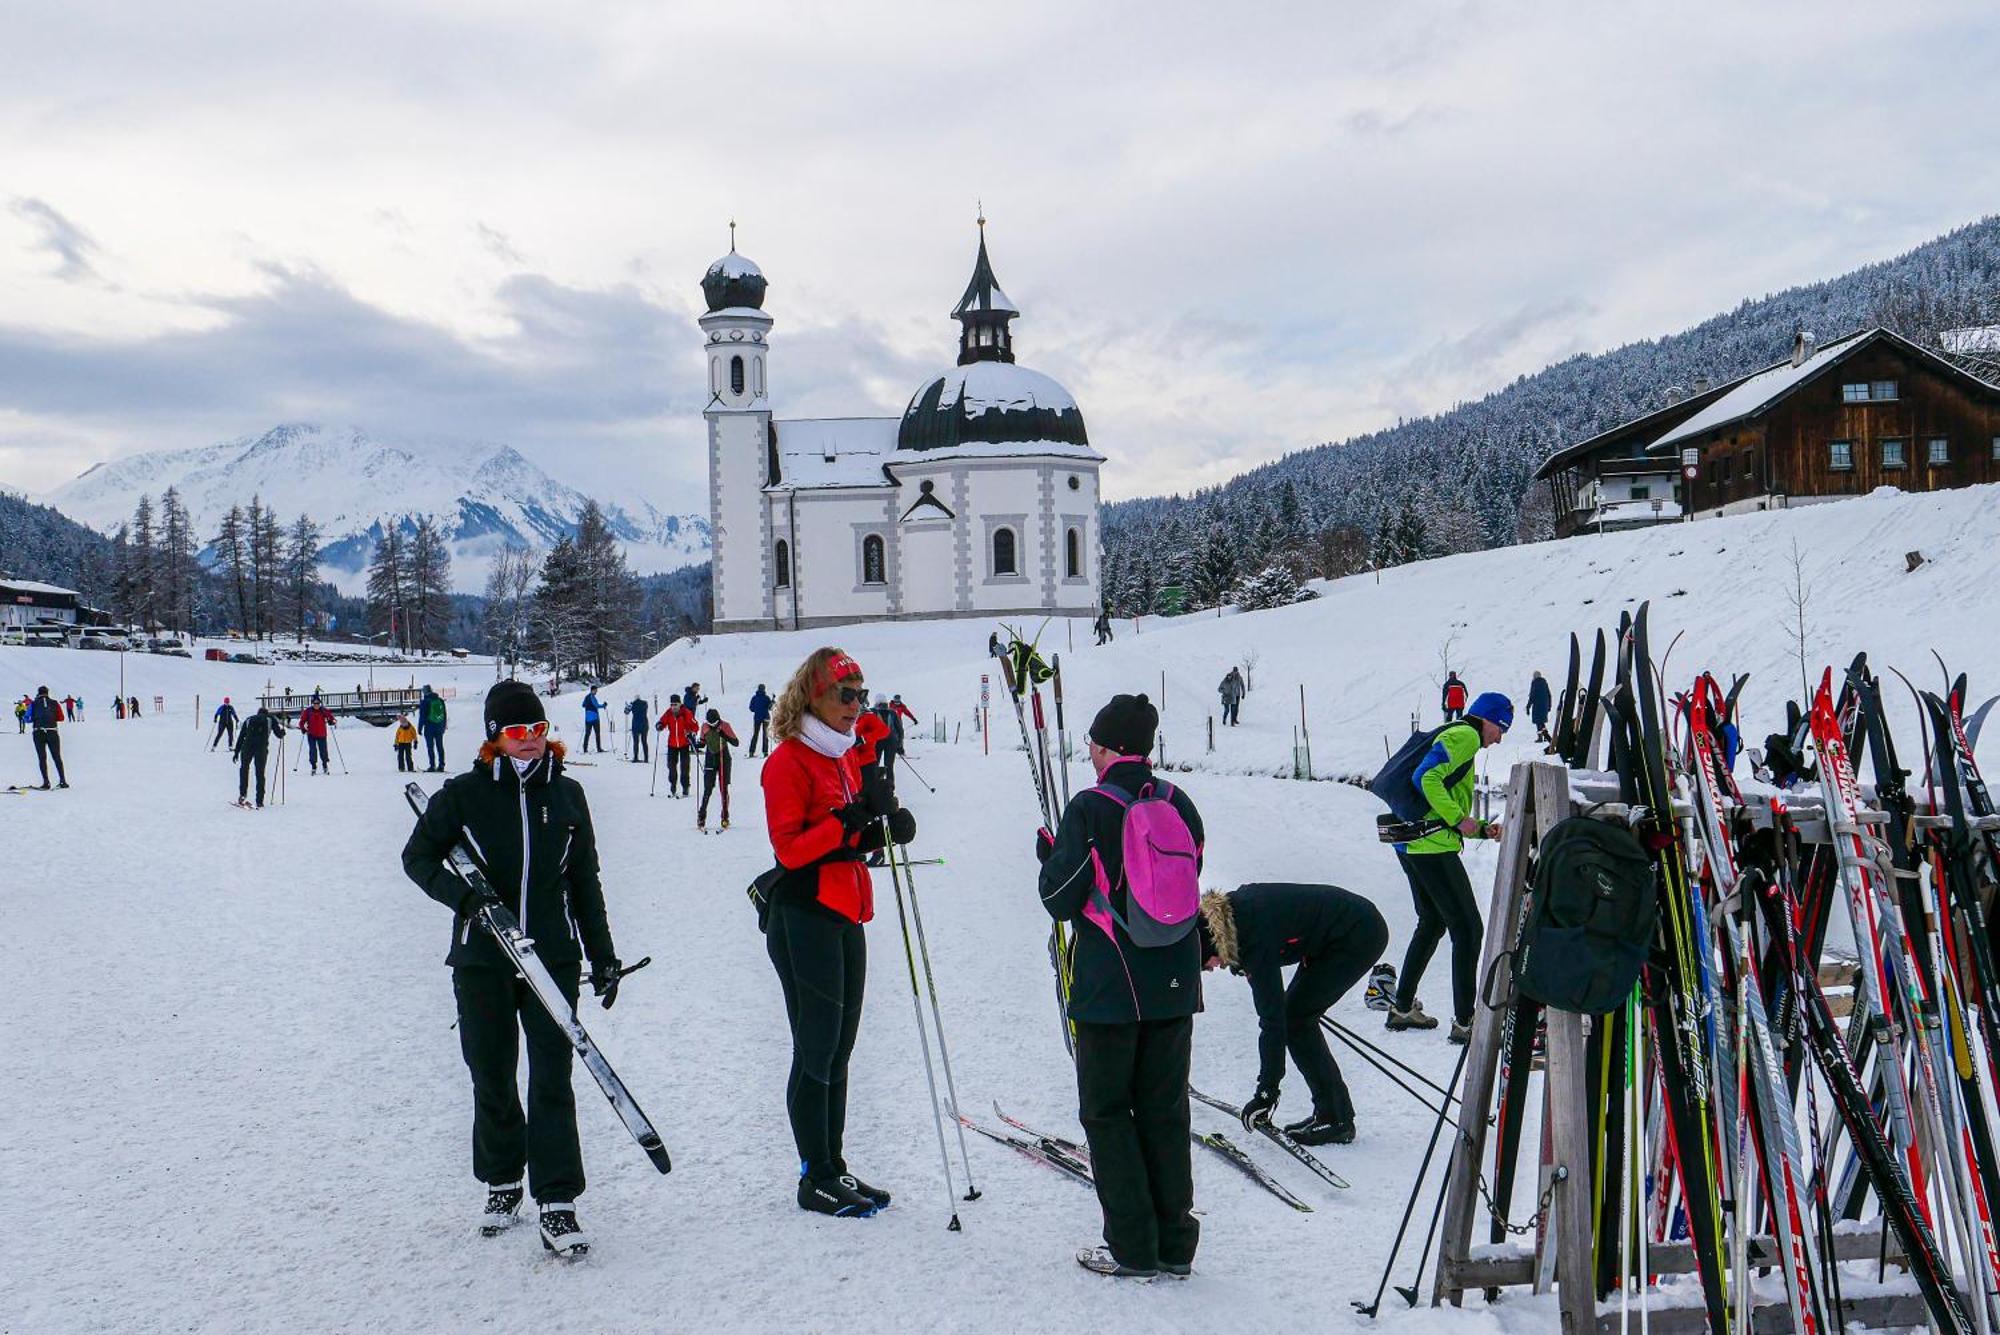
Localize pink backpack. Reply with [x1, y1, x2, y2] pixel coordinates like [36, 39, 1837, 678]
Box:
[1085, 781, 1201, 947]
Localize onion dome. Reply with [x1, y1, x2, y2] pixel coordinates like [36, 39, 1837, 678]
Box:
[701, 227, 767, 313]
[897, 361, 1089, 451]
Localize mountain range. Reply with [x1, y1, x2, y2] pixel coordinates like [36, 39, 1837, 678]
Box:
[42, 424, 709, 595]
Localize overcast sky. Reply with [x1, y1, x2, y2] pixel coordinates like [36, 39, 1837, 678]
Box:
[3, 0, 1998, 511]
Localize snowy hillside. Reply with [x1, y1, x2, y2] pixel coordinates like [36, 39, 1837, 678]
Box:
[41, 423, 709, 594]
[619, 482, 2000, 785]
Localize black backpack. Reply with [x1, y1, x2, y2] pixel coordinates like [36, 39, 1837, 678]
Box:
[1368, 723, 1477, 824]
[1512, 816, 1656, 1014]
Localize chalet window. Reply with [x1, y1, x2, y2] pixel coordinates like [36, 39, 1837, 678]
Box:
[1840, 380, 1900, 402]
[1065, 527, 1081, 579]
[992, 527, 1017, 576]
[730, 355, 745, 396]
[1881, 439, 1905, 470]
[1630, 485, 1649, 500]
[774, 540, 791, 588]
[1828, 441, 1853, 471]
[1719, 457, 1732, 484]
[1741, 451, 1756, 485]
[861, 534, 885, 585]
[1993, 437, 2000, 461]
[1928, 437, 1949, 465]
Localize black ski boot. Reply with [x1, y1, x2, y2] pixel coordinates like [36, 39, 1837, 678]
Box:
[1283, 1114, 1356, 1146]
[837, 1167, 891, 1209]
[798, 1173, 879, 1218]
[1076, 1246, 1158, 1280]
[479, 1181, 524, 1236]
[538, 1203, 588, 1258]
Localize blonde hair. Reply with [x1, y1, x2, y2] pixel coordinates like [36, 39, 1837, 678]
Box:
[772, 646, 852, 741]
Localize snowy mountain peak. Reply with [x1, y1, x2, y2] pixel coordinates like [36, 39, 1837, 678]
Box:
[41, 424, 709, 594]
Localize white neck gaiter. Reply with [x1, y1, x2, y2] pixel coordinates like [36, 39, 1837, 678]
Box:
[799, 713, 855, 760]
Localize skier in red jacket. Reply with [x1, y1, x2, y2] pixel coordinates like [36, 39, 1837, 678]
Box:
[298, 699, 338, 774]
[760, 648, 914, 1218]
[654, 696, 699, 798]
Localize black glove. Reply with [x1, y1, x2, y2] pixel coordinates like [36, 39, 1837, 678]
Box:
[590, 957, 623, 1009]
[1035, 827, 1055, 864]
[1241, 1085, 1279, 1132]
[836, 800, 874, 836]
[887, 807, 917, 846]
[860, 765, 897, 818]
[455, 880, 504, 919]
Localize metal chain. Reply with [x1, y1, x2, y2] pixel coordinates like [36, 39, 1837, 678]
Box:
[1475, 1164, 1568, 1236]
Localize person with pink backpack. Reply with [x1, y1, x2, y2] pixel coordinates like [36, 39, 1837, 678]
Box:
[1035, 691, 1205, 1281]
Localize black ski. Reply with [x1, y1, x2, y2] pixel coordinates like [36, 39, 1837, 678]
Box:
[1187, 1086, 1350, 1189]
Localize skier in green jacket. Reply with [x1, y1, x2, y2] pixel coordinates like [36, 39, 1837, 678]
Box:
[1385, 692, 1510, 1044]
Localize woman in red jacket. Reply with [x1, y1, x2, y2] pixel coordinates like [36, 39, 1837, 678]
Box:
[761, 647, 914, 1218]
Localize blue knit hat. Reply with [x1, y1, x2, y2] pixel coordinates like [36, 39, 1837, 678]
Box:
[1468, 691, 1514, 732]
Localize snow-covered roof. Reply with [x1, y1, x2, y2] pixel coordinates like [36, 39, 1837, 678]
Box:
[889, 440, 1103, 466]
[940, 361, 1074, 417]
[1649, 331, 1872, 450]
[706, 251, 763, 281]
[0, 578, 79, 596]
[772, 418, 898, 490]
[898, 360, 1091, 452]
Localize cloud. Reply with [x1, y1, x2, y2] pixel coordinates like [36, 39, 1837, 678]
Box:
[10, 197, 101, 282]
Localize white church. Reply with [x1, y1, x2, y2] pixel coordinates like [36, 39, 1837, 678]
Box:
[700, 224, 1104, 633]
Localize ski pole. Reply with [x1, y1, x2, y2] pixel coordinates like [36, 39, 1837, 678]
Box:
[898, 753, 937, 795]
[883, 820, 965, 1229]
[1396, 1054, 1479, 1309]
[649, 728, 661, 797]
[331, 726, 348, 774]
[892, 835, 979, 1201]
[1320, 1020, 1459, 1125]
[1322, 1018, 1462, 1104]
[1354, 1042, 1468, 1318]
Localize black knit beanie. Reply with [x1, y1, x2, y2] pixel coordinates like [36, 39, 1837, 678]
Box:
[484, 680, 546, 739]
[1088, 692, 1158, 757]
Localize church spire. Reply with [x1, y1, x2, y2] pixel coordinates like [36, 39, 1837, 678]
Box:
[952, 212, 1018, 366]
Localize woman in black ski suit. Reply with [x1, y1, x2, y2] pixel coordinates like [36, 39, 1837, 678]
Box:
[402, 680, 623, 1258]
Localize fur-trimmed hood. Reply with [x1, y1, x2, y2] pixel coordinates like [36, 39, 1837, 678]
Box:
[1197, 889, 1238, 967]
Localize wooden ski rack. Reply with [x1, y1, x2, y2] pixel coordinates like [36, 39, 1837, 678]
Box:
[1429, 760, 1932, 1334]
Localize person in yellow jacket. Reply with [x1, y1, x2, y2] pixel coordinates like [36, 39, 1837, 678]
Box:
[393, 715, 419, 773]
[1385, 691, 1511, 1044]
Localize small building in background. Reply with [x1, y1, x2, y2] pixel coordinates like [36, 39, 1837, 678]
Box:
[0, 576, 81, 631]
[1537, 328, 2000, 533]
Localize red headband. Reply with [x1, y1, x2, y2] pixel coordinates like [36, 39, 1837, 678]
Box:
[820, 652, 863, 691]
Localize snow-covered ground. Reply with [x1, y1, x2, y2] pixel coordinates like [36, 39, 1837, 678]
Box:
[9, 482, 1999, 1333]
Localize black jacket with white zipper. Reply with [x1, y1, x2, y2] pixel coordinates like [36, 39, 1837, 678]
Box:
[402, 747, 616, 971]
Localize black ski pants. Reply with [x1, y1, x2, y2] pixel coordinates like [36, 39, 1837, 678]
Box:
[670, 746, 692, 795]
[395, 743, 415, 772]
[631, 727, 648, 763]
[699, 759, 731, 825]
[32, 728, 66, 786]
[1280, 896, 1389, 1122]
[1074, 1016, 1198, 1271]
[582, 718, 602, 752]
[1394, 849, 1482, 1024]
[306, 734, 329, 772]
[749, 718, 769, 756]
[765, 898, 866, 1180]
[237, 748, 268, 805]
[1221, 697, 1240, 726]
[424, 728, 445, 771]
[211, 719, 235, 750]
[453, 961, 584, 1204]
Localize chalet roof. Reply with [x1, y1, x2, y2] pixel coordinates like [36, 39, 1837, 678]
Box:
[1532, 381, 1735, 480]
[1648, 330, 1872, 450]
[0, 578, 79, 597]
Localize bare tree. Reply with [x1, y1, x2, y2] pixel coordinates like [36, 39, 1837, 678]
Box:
[1783, 535, 1813, 703]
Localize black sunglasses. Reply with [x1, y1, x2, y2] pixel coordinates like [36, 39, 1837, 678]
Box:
[837, 686, 870, 705]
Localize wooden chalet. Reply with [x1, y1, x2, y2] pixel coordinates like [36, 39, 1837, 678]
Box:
[1537, 328, 2000, 536]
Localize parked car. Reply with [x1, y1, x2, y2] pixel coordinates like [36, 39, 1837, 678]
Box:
[230, 652, 263, 665]
[205, 647, 231, 662]
[147, 638, 192, 657]
[74, 630, 130, 651]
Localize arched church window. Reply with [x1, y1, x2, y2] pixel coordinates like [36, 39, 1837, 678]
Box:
[753, 356, 764, 397]
[774, 539, 791, 588]
[730, 355, 745, 396]
[1065, 527, 1081, 579]
[861, 535, 885, 585]
[993, 527, 1017, 576]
